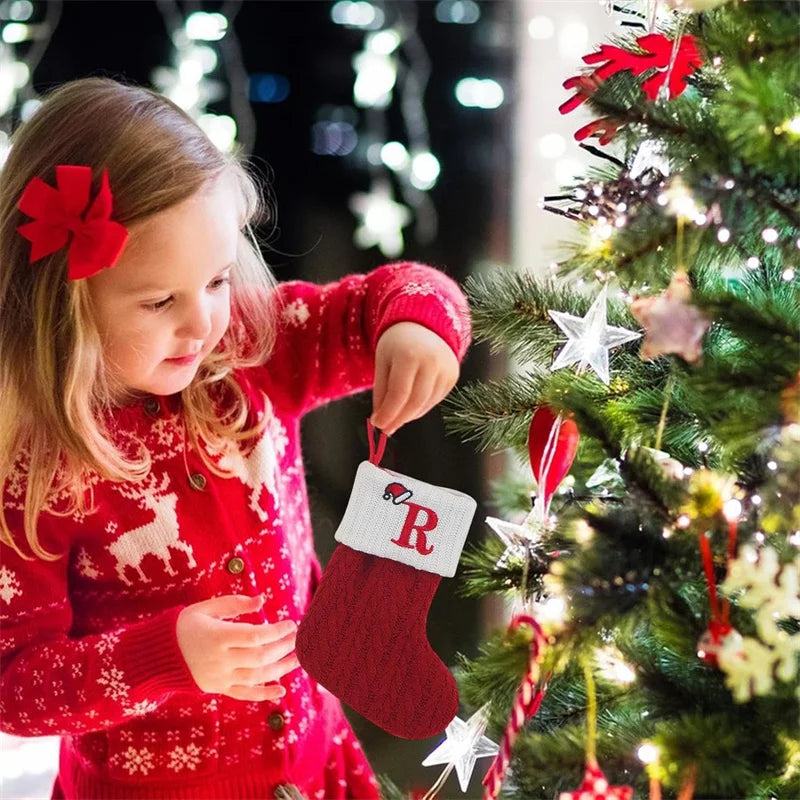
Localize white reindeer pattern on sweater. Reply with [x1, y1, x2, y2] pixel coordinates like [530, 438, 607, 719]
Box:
[107, 472, 196, 586]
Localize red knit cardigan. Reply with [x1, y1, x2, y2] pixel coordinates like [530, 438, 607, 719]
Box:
[0, 262, 472, 799]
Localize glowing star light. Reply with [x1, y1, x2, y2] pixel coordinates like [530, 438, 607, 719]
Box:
[549, 285, 641, 385]
[349, 180, 411, 257]
[421, 704, 499, 792]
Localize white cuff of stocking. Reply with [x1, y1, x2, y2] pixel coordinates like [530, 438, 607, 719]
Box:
[334, 461, 477, 577]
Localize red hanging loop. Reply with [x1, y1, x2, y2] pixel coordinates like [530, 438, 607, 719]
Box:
[366, 419, 387, 466]
[721, 518, 738, 626]
[698, 532, 722, 623]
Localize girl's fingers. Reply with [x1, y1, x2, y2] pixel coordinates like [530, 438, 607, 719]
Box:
[227, 635, 298, 669]
[372, 355, 390, 421]
[373, 363, 418, 434]
[191, 593, 265, 620]
[222, 619, 298, 648]
[232, 653, 301, 686]
[432, 373, 456, 406]
[398, 367, 438, 426]
[225, 683, 287, 702]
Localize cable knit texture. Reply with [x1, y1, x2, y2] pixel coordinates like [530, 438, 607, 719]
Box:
[297, 545, 460, 740]
[0, 262, 471, 799]
[296, 460, 477, 738]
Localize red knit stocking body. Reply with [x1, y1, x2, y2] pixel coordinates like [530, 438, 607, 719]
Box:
[296, 543, 457, 739]
[296, 424, 476, 740]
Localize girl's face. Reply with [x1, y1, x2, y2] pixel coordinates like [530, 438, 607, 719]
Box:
[88, 175, 241, 404]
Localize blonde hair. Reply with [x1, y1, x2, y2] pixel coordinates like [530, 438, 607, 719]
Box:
[0, 77, 282, 561]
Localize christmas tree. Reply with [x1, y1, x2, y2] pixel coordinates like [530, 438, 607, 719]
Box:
[437, 1, 799, 797]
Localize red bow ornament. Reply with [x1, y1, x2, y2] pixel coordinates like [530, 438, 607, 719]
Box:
[17, 165, 129, 281]
[560, 33, 702, 142]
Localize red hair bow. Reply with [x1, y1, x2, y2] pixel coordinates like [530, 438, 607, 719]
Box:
[17, 165, 129, 281]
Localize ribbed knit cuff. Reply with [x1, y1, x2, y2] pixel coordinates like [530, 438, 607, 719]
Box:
[334, 461, 476, 577]
[372, 292, 469, 361]
[118, 605, 200, 698]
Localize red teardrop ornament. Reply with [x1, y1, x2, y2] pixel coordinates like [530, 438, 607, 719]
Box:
[528, 406, 580, 509]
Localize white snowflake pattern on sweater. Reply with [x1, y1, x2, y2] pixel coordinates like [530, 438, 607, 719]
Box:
[76, 548, 100, 579]
[115, 746, 156, 775]
[282, 298, 311, 327]
[97, 666, 130, 703]
[167, 742, 202, 772]
[124, 700, 158, 717]
[0, 566, 22, 605]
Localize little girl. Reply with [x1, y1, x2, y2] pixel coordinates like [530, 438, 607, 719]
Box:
[0, 78, 471, 799]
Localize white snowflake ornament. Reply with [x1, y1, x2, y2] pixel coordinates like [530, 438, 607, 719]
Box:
[718, 545, 800, 701]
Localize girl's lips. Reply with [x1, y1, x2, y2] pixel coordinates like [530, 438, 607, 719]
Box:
[165, 353, 199, 365]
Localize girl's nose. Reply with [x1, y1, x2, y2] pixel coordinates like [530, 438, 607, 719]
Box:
[177, 300, 213, 340]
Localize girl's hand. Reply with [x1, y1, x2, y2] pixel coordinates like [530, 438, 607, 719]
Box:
[371, 321, 460, 437]
[176, 594, 299, 702]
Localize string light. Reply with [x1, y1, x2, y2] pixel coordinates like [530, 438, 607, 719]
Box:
[747, 256, 761, 269]
[716, 227, 730, 243]
[723, 498, 742, 522]
[574, 520, 594, 544]
[435, 0, 481, 24]
[331, 0, 384, 29]
[594, 646, 637, 684]
[0, 1, 60, 165]
[637, 743, 660, 764]
[528, 15, 555, 40]
[660, 177, 702, 219]
[353, 48, 397, 107]
[538, 132, 567, 158]
[782, 268, 795, 281]
[761, 227, 779, 243]
[409, 151, 441, 190]
[536, 595, 567, 627]
[340, 2, 441, 256]
[184, 11, 227, 41]
[153, 1, 254, 153]
[455, 77, 504, 109]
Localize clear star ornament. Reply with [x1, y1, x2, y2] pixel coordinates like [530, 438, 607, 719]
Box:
[485, 516, 540, 569]
[548, 284, 641, 385]
[421, 703, 499, 793]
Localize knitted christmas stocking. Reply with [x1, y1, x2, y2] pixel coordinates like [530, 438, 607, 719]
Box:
[296, 448, 476, 740]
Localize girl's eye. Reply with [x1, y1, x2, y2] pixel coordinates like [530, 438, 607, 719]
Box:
[143, 276, 231, 312]
[145, 297, 171, 312]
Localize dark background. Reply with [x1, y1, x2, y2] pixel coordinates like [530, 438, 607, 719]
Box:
[26, 0, 514, 791]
